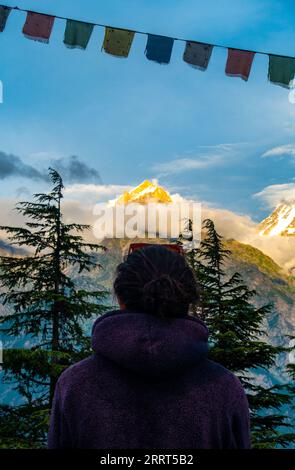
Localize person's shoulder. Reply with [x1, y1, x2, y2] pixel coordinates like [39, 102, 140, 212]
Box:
[194, 359, 247, 410]
[57, 355, 96, 391]
[201, 359, 245, 393]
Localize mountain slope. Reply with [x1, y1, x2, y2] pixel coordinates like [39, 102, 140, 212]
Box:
[1, 237, 294, 396]
[224, 239, 295, 383]
[93, 237, 295, 382]
[259, 203, 295, 236]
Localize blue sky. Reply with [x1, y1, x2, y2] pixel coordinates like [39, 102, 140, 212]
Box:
[1, 0, 295, 222]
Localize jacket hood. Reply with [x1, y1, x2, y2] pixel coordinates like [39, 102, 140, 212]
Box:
[91, 309, 209, 378]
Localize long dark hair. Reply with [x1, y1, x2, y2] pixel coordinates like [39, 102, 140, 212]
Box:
[114, 245, 200, 318]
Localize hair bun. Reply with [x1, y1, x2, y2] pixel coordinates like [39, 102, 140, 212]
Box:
[114, 245, 200, 318]
[142, 274, 178, 315]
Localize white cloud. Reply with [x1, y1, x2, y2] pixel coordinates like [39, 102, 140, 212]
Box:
[254, 182, 295, 208]
[2, 182, 295, 274]
[152, 143, 246, 176]
[262, 144, 295, 158]
[152, 156, 218, 175]
[64, 183, 132, 204]
[202, 204, 295, 273]
[62, 184, 295, 274]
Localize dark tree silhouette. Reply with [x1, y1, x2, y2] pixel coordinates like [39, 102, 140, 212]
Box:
[180, 218, 295, 448]
[0, 169, 108, 447]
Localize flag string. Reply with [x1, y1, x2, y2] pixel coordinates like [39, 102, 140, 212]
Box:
[7, 4, 295, 60]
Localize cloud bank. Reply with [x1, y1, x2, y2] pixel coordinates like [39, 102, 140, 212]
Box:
[0, 151, 101, 185]
[255, 182, 295, 208]
[62, 184, 295, 273]
[262, 144, 295, 159]
[1, 181, 295, 274]
[151, 143, 247, 177]
[50, 156, 102, 184]
[0, 151, 47, 181]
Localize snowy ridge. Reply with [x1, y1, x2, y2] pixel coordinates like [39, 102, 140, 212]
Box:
[259, 203, 295, 236]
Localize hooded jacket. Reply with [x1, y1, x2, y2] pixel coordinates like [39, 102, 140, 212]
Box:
[48, 309, 251, 449]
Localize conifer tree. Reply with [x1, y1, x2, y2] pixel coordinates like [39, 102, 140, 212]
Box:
[181, 218, 295, 448]
[0, 168, 108, 448]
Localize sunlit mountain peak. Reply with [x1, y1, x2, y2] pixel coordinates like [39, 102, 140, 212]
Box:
[116, 180, 172, 204]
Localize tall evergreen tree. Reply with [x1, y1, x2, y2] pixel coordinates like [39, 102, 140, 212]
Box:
[0, 169, 108, 448]
[180, 218, 295, 448]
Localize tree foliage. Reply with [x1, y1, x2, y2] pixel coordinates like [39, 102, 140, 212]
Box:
[0, 169, 108, 447]
[182, 218, 295, 448]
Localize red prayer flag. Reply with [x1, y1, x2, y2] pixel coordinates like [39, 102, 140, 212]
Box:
[225, 48, 255, 81]
[23, 12, 55, 43]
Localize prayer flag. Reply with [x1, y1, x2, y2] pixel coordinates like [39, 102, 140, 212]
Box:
[0, 5, 11, 32]
[145, 34, 174, 64]
[103, 27, 135, 57]
[225, 48, 255, 81]
[22, 12, 55, 43]
[183, 41, 213, 70]
[268, 55, 295, 88]
[64, 20, 94, 49]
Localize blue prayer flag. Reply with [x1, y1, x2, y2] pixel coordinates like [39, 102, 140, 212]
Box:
[145, 34, 174, 64]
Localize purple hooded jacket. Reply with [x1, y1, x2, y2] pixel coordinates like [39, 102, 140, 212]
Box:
[48, 309, 251, 449]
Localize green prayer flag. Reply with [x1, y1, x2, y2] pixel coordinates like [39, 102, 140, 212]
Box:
[103, 27, 135, 57]
[64, 20, 94, 49]
[0, 5, 11, 33]
[268, 55, 295, 88]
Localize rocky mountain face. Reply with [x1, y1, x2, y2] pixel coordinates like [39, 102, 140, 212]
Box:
[1, 232, 294, 402]
[2, 235, 294, 375]
[259, 202, 295, 236]
[223, 239, 295, 383]
[93, 237, 295, 380]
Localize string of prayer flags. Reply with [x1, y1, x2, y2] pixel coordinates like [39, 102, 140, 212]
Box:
[1, 4, 295, 92]
[145, 34, 174, 64]
[268, 55, 295, 88]
[225, 49, 255, 81]
[0, 5, 11, 32]
[103, 27, 135, 57]
[22, 12, 55, 43]
[183, 41, 213, 70]
[64, 20, 94, 49]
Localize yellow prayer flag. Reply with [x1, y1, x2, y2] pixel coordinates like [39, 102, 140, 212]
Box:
[103, 27, 135, 57]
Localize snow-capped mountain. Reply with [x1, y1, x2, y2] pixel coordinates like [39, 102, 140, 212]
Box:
[259, 203, 295, 236]
[115, 180, 172, 204]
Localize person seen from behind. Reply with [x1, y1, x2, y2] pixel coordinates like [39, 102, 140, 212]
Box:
[48, 245, 251, 449]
